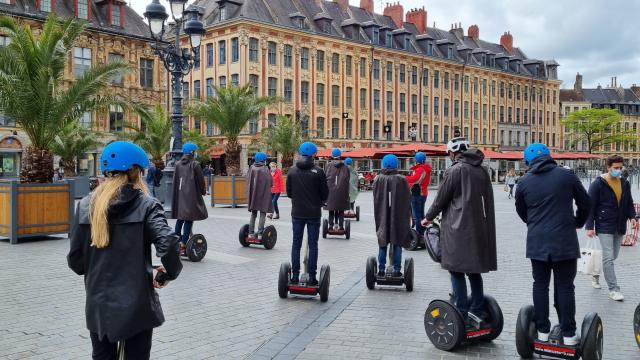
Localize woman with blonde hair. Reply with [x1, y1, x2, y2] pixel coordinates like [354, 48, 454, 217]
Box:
[506, 169, 517, 199]
[68, 141, 182, 360]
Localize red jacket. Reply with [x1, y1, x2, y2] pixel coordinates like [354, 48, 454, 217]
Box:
[406, 163, 432, 196]
[271, 168, 284, 193]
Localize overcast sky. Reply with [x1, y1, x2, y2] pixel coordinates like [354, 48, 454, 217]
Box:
[131, 0, 640, 89]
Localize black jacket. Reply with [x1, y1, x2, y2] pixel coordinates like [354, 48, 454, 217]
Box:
[585, 176, 636, 235]
[286, 156, 329, 219]
[68, 186, 182, 342]
[515, 156, 591, 262]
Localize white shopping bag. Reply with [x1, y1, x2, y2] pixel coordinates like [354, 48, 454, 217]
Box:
[578, 237, 602, 276]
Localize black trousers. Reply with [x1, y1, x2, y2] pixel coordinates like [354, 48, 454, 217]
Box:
[328, 210, 344, 228]
[531, 259, 577, 337]
[90, 329, 153, 360]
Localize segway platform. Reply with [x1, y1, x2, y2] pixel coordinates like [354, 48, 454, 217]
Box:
[424, 295, 503, 351]
[278, 262, 330, 302]
[181, 233, 207, 262]
[239, 224, 277, 249]
[322, 218, 351, 239]
[365, 256, 414, 291]
[343, 206, 360, 221]
[516, 305, 603, 360]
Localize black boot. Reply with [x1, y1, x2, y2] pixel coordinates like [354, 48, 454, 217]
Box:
[290, 273, 299, 284]
[308, 276, 319, 286]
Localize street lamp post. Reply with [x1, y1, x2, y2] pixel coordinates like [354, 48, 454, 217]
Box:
[144, 0, 205, 213]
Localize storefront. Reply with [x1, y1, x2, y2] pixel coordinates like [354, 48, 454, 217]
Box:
[0, 136, 22, 180]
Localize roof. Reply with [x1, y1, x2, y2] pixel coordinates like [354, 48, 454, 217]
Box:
[559, 90, 585, 102]
[580, 88, 640, 104]
[0, 0, 152, 40]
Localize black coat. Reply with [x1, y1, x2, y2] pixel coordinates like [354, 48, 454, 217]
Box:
[286, 156, 329, 219]
[68, 186, 182, 342]
[425, 149, 497, 273]
[325, 161, 351, 211]
[585, 176, 636, 235]
[171, 155, 208, 221]
[515, 156, 591, 262]
[373, 169, 412, 248]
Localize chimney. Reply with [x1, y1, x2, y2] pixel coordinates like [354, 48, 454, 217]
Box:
[383, 2, 404, 28]
[631, 84, 640, 98]
[360, 0, 374, 14]
[405, 7, 427, 33]
[333, 0, 349, 11]
[449, 22, 463, 39]
[500, 31, 513, 54]
[468, 24, 479, 39]
[574, 72, 583, 93]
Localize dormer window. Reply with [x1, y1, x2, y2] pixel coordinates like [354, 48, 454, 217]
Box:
[447, 46, 453, 59]
[427, 41, 433, 56]
[323, 21, 331, 33]
[111, 5, 121, 26]
[404, 37, 411, 51]
[372, 28, 379, 44]
[40, 0, 52, 12]
[515, 63, 520, 73]
[385, 32, 392, 47]
[77, 0, 89, 19]
[297, 18, 305, 29]
[220, 6, 227, 21]
[481, 54, 486, 66]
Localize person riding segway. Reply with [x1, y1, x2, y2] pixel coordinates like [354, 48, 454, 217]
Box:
[344, 157, 361, 221]
[421, 137, 503, 351]
[406, 151, 432, 250]
[323, 148, 351, 239]
[171, 143, 208, 262]
[239, 152, 277, 249]
[365, 155, 414, 291]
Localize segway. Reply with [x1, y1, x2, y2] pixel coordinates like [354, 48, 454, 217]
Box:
[322, 218, 351, 239]
[180, 231, 207, 262]
[278, 230, 330, 302]
[424, 216, 442, 262]
[634, 303, 640, 349]
[344, 205, 361, 221]
[238, 224, 277, 249]
[365, 244, 414, 291]
[407, 228, 424, 251]
[515, 304, 603, 360]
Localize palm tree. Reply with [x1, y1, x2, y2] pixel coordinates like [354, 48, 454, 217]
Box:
[186, 84, 279, 175]
[261, 115, 303, 173]
[51, 121, 102, 177]
[0, 14, 130, 183]
[183, 126, 213, 154]
[121, 104, 171, 170]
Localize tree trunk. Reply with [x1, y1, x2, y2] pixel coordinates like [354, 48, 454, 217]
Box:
[63, 160, 77, 177]
[20, 146, 54, 183]
[281, 153, 294, 174]
[224, 140, 242, 175]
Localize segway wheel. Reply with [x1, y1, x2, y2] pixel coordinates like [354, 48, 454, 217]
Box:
[365, 256, 377, 290]
[580, 312, 603, 360]
[186, 234, 207, 262]
[319, 264, 330, 302]
[278, 262, 291, 299]
[515, 305, 535, 359]
[239, 224, 250, 247]
[345, 220, 351, 239]
[635, 304, 640, 349]
[408, 229, 420, 251]
[404, 257, 414, 292]
[262, 225, 277, 250]
[356, 206, 360, 221]
[481, 295, 503, 341]
[424, 300, 466, 351]
[322, 218, 328, 239]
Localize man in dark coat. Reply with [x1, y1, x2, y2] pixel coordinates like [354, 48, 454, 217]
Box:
[423, 137, 497, 323]
[515, 143, 591, 345]
[171, 143, 208, 252]
[287, 142, 329, 285]
[325, 148, 350, 230]
[373, 154, 412, 276]
[246, 152, 273, 239]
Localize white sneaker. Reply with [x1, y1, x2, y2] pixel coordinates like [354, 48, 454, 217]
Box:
[609, 291, 624, 301]
[563, 334, 580, 346]
[591, 277, 601, 289]
[537, 332, 549, 342]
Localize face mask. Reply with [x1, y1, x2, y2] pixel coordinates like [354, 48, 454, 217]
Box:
[610, 169, 622, 178]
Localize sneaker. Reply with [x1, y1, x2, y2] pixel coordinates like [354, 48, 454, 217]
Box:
[563, 334, 580, 346]
[247, 233, 256, 240]
[308, 277, 319, 286]
[377, 270, 385, 277]
[591, 277, 601, 289]
[609, 291, 624, 301]
[537, 332, 550, 342]
[273, 214, 280, 220]
[290, 273, 299, 284]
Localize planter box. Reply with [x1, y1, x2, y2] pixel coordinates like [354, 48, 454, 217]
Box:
[210, 175, 246, 208]
[0, 180, 75, 244]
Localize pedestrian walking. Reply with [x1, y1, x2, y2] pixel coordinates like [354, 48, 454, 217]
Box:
[67, 141, 182, 360]
[268, 162, 283, 220]
[515, 143, 591, 345]
[345, 157, 359, 211]
[406, 151, 432, 235]
[422, 137, 497, 324]
[585, 155, 637, 300]
[246, 152, 273, 240]
[146, 163, 157, 197]
[505, 169, 516, 199]
[325, 148, 350, 231]
[202, 164, 212, 195]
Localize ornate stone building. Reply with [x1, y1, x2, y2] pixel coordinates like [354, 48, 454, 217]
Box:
[184, 0, 561, 153]
[0, 0, 166, 178]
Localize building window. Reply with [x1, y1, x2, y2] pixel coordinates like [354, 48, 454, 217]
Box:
[473, 77, 478, 94]
[249, 75, 258, 95]
[77, 0, 89, 19]
[374, 120, 380, 139]
[268, 41, 276, 65]
[483, 79, 487, 95]
[422, 69, 429, 86]
[508, 107, 513, 122]
[139, 58, 154, 88]
[193, 80, 201, 99]
[423, 96, 429, 114]
[433, 125, 439, 143]
[111, 5, 121, 26]
[284, 45, 293, 67]
[206, 123, 214, 136]
[359, 88, 367, 109]
[299, 81, 309, 104]
[108, 53, 124, 85]
[463, 76, 469, 93]
[373, 59, 380, 80]
[373, 28, 380, 44]
[301, 47, 309, 69]
[422, 125, 428, 142]
[346, 55, 352, 76]
[219, 6, 227, 20]
[40, 0, 51, 12]
[218, 40, 226, 64]
[386, 121, 392, 140]
[109, 105, 124, 132]
[346, 119, 353, 139]
[411, 94, 418, 114]
[434, 97, 439, 115]
[206, 78, 215, 97]
[346, 87, 353, 108]
[399, 93, 406, 113]
[332, 118, 340, 138]
[399, 64, 405, 83]
[249, 38, 259, 62]
[473, 128, 478, 144]
[182, 82, 189, 100]
[317, 117, 325, 138]
[443, 99, 449, 117]
[360, 119, 366, 139]
[231, 37, 239, 62]
[317, 50, 325, 71]
[492, 105, 496, 121]
[443, 125, 449, 143]
[284, 79, 292, 102]
[447, 46, 453, 59]
[80, 111, 92, 129]
[73, 47, 91, 79]
[464, 101, 469, 119]
[482, 129, 487, 144]
[411, 66, 417, 85]
[454, 100, 459, 118]
[374, 90, 380, 110]
[332, 53, 339, 74]
[231, 74, 239, 87]
[443, 72, 450, 90]
[218, 76, 226, 88]
[399, 122, 405, 140]
[386, 91, 392, 111]
[248, 118, 258, 134]
[268, 77, 277, 97]
[317, 84, 325, 105]
[387, 61, 393, 81]
[453, 74, 459, 91]
[433, 70, 439, 88]
[473, 102, 479, 120]
[360, 57, 366, 78]
[206, 43, 214, 67]
[332, 85, 340, 107]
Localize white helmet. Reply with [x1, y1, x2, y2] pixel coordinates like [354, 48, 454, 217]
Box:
[446, 137, 470, 153]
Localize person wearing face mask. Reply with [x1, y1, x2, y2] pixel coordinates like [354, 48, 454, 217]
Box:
[268, 162, 283, 220]
[585, 155, 638, 301]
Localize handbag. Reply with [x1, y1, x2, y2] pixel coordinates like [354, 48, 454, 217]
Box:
[425, 218, 442, 263]
[577, 237, 602, 276]
[503, 185, 509, 192]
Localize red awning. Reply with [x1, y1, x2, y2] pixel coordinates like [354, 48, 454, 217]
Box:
[342, 148, 385, 158]
[379, 144, 447, 156]
[209, 150, 224, 159]
[316, 148, 334, 158]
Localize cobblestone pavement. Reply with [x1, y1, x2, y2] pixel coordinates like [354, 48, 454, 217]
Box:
[2, 184, 640, 359]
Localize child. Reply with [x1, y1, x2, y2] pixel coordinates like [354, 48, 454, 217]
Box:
[325, 148, 350, 230]
[247, 152, 273, 239]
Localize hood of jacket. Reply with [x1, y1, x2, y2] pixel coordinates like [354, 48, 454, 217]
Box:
[381, 169, 399, 175]
[253, 161, 266, 168]
[295, 156, 315, 170]
[528, 156, 557, 174]
[455, 148, 484, 167]
[331, 160, 345, 168]
[179, 155, 194, 165]
[107, 185, 142, 219]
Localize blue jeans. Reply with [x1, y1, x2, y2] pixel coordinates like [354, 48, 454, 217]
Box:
[450, 272, 484, 319]
[271, 193, 280, 215]
[378, 244, 402, 272]
[291, 217, 320, 277]
[411, 194, 427, 235]
[175, 219, 193, 245]
[147, 182, 156, 197]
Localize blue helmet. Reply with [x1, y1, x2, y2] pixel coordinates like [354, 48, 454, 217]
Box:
[100, 141, 149, 172]
[254, 152, 267, 162]
[298, 141, 318, 156]
[415, 152, 427, 163]
[331, 148, 342, 158]
[344, 157, 353, 165]
[183, 142, 198, 154]
[382, 154, 399, 169]
[523, 143, 551, 165]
